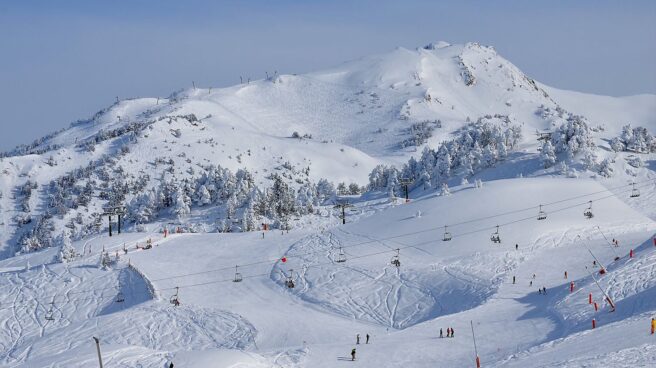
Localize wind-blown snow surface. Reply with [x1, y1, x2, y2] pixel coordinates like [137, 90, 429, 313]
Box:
[2, 177, 655, 367]
[1, 41, 655, 367]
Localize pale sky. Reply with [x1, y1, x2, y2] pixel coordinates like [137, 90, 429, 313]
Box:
[1, 0, 655, 151]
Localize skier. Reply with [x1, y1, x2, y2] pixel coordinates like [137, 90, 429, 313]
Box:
[529, 281, 533, 287]
[651, 318, 655, 335]
[169, 363, 174, 368]
[542, 286, 547, 294]
[532, 273, 536, 279]
[451, 327, 455, 337]
[564, 271, 568, 279]
[515, 244, 518, 250]
[366, 333, 370, 344]
[538, 288, 542, 295]
[513, 276, 516, 284]
[440, 328, 443, 338]
[351, 348, 356, 361]
[356, 334, 360, 344]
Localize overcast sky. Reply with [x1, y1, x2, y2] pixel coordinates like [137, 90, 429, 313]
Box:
[1, 0, 655, 151]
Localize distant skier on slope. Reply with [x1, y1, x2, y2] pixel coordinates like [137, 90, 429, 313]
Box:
[366, 333, 370, 344]
[356, 334, 360, 344]
[351, 348, 356, 361]
[440, 328, 443, 338]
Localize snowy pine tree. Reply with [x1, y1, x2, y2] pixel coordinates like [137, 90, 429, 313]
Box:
[58, 231, 76, 263]
[540, 141, 557, 168]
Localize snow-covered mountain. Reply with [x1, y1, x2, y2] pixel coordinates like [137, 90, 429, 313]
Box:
[0, 41, 655, 367]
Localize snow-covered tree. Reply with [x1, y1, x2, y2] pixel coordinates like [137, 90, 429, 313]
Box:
[98, 251, 112, 270]
[440, 183, 451, 196]
[551, 114, 596, 158]
[173, 184, 191, 219]
[316, 179, 335, 204]
[540, 140, 557, 168]
[197, 184, 211, 205]
[597, 158, 614, 177]
[58, 231, 76, 263]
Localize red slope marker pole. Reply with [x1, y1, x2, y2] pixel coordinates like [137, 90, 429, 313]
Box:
[470, 320, 481, 368]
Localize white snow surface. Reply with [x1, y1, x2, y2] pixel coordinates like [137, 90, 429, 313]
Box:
[0, 41, 655, 367]
[2, 177, 655, 367]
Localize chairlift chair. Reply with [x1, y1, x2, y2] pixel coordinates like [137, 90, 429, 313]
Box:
[584, 201, 594, 219]
[442, 225, 452, 241]
[233, 265, 243, 283]
[630, 183, 640, 198]
[284, 269, 295, 288]
[490, 225, 501, 244]
[390, 249, 401, 267]
[45, 301, 55, 321]
[335, 247, 346, 263]
[169, 286, 180, 306]
[537, 205, 547, 221]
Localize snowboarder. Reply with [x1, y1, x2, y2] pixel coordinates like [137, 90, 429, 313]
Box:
[356, 334, 360, 344]
[366, 333, 370, 344]
[440, 328, 443, 338]
[351, 348, 356, 361]
[512, 276, 516, 284]
[651, 318, 655, 335]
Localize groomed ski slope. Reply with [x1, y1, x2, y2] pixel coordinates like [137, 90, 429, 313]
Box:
[2, 176, 655, 367]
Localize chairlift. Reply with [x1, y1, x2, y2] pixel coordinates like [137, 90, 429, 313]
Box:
[584, 201, 594, 219]
[45, 300, 55, 321]
[390, 249, 401, 267]
[335, 247, 346, 263]
[284, 269, 295, 289]
[115, 291, 125, 303]
[537, 204, 547, 221]
[169, 286, 180, 306]
[233, 265, 243, 283]
[490, 225, 501, 244]
[442, 225, 452, 241]
[630, 182, 640, 198]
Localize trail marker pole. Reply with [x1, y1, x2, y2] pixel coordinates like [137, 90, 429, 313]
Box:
[92, 337, 104, 368]
[470, 320, 480, 368]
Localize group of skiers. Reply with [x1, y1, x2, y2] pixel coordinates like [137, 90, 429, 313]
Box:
[439, 327, 455, 338]
[355, 333, 370, 344]
[349, 333, 371, 361]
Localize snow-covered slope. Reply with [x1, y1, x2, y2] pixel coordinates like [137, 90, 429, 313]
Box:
[2, 177, 655, 367]
[0, 40, 655, 367]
